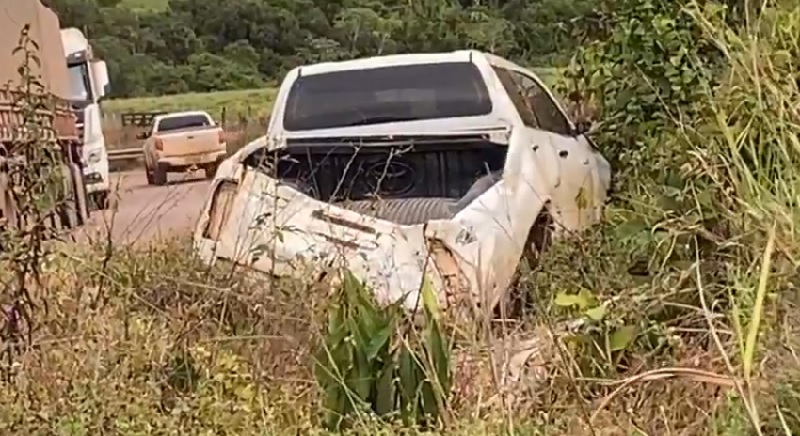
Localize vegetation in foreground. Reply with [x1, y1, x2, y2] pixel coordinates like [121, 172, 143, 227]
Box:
[2, 0, 799, 434]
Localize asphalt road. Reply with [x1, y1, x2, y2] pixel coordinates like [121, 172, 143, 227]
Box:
[72, 169, 212, 246]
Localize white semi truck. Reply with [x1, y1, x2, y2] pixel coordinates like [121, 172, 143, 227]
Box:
[60, 27, 111, 209]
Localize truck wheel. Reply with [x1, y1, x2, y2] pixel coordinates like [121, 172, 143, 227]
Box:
[339, 197, 455, 225]
[152, 164, 167, 186]
[203, 162, 219, 180]
[496, 210, 554, 321]
[145, 164, 155, 185]
[0, 170, 17, 229]
[58, 163, 80, 230]
[90, 191, 110, 210]
[70, 162, 90, 226]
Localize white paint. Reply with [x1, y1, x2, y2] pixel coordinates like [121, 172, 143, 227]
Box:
[193, 50, 612, 312]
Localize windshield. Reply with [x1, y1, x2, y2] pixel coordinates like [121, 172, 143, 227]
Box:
[282, 62, 493, 131]
[156, 114, 213, 132]
[67, 63, 93, 102]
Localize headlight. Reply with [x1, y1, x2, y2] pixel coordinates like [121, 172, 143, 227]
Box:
[87, 151, 102, 164]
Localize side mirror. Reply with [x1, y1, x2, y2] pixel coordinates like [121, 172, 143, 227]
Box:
[136, 131, 151, 140]
[90, 60, 110, 98]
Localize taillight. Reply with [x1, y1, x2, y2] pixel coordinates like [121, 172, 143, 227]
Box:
[217, 130, 224, 144]
[154, 138, 163, 151]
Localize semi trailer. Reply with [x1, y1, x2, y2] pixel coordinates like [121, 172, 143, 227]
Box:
[0, 0, 91, 231]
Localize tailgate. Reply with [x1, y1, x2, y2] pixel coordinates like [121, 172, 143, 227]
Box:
[158, 128, 223, 157]
[200, 169, 439, 308]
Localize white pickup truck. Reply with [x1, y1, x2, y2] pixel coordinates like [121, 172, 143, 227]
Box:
[193, 50, 612, 318]
[140, 110, 227, 185]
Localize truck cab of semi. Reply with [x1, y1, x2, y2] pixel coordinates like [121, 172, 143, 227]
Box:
[60, 27, 111, 209]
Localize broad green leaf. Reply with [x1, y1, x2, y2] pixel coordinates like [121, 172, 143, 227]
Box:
[364, 321, 394, 361]
[555, 289, 596, 310]
[421, 277, 440, 321]
[554, 292, 584, 307]
[578, 289, 599, 308]
[374, 363, 395, 416]
[610, 325, 637, 352]
[584, 304, 606, 321]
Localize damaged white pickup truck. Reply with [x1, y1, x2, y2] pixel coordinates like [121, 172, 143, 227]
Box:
[193, 50, 612, 318]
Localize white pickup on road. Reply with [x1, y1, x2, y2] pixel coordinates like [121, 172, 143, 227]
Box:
[140, 110, 227, 186]
[192, 50, 612, 319]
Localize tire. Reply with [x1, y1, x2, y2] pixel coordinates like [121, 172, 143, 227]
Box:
[145, 163, 155, 185]
[69, 162, 90, 225]
[495, 210, 554, 320]
[0, 169, 17, 229]
[152, 163, 167, 186]
[203, 162, 219, 180]
[338, 197, 456, 225]
[90, 190, 110, 210]
[58, 162, 80, 229]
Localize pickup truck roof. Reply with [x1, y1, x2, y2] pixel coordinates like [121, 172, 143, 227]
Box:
[153, 110, 215, 123]
[293, 49, 525, 76]
[152, 111, 216, 132]
[266, 50, 566, 142]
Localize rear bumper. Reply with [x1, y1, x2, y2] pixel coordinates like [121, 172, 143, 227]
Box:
[84, 175, 109, 193]
[157, 149, 226, 167]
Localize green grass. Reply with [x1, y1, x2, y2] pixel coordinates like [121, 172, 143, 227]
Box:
[104, 88, 277, 121]
[118, 0, 168, 12]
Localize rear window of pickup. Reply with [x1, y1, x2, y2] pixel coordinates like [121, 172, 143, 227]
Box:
[282, 62, 492, 131]
[156, 114, 213, 133]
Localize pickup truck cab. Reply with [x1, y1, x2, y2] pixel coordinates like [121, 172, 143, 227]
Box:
[193, 50, 612, 318]
[140, 110, 226, 185]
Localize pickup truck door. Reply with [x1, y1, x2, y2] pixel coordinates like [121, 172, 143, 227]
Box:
[500, 66, 611, 231]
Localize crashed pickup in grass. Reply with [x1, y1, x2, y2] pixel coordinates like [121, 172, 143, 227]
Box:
[193, 50, 612, 316]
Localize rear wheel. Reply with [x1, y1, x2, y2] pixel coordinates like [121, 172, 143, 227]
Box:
[338, 197, 455, 225]
[145, 164, 155, 185]
[203, 162, 219, 180]
[495, 210, 554, 321]
[152, 163, 167, 186]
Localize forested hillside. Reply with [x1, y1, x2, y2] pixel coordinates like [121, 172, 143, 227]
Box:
[43, 0, 598, 98]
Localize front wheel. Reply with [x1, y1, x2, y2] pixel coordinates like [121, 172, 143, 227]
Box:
[58, 162, 80, 229]
[495, 210, 554, 321]
[69, 162, 90, 225]
[90, 190, 110, 210]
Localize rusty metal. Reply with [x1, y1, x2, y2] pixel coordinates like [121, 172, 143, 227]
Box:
[310, 209, 377, 234]
[0, 88, 79, 144]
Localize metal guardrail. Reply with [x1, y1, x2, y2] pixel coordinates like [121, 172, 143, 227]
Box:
[107, 147, 140, 161]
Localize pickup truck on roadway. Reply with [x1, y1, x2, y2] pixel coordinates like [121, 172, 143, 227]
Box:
[139, 110, 226, 185]
[193, 50, 612, 319]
